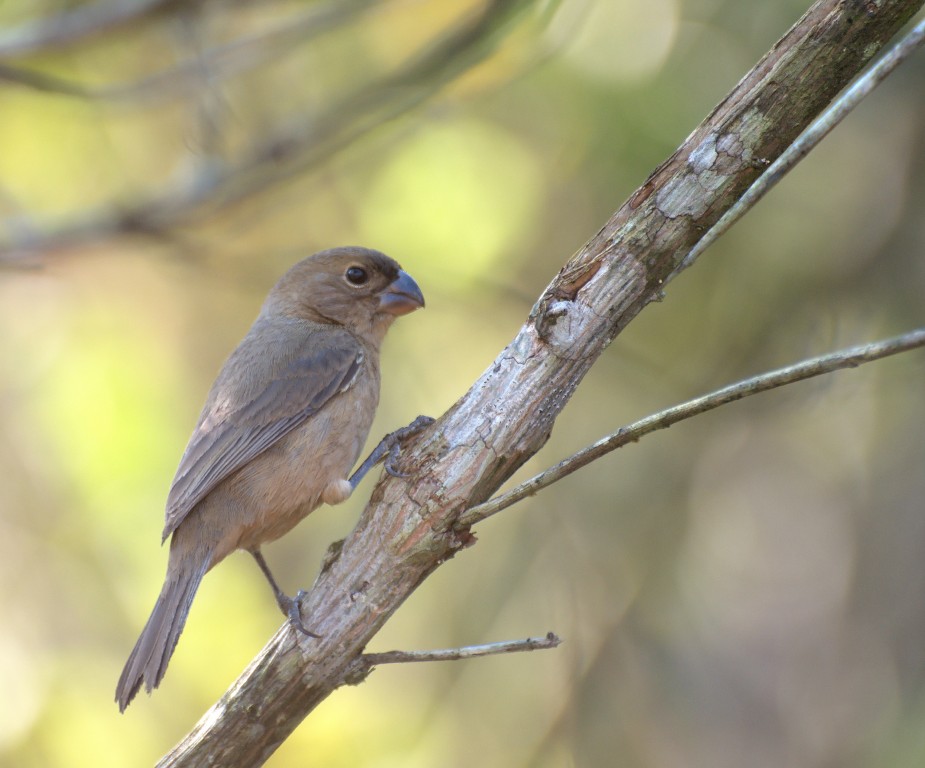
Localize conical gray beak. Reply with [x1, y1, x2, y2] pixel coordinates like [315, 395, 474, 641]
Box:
[379, 270, 424, 316]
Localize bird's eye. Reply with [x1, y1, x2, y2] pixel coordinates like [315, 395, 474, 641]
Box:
[345, 266, 369, 286]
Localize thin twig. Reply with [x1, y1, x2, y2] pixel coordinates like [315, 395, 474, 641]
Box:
[673, 15, 925, 277]
[458, 327, 925, 527]
[359, 633, 562, 668]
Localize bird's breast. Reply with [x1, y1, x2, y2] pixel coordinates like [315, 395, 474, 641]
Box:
[225, 368, 379, 549]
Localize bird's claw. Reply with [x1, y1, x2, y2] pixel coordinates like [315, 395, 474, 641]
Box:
[349, 414, 434, 488]
[284, 589, 322, 638]
[384, 442, 407, 478]
[381, 415, 434, 478]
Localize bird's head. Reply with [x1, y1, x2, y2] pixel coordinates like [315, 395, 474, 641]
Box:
[262, 247, 425, 343]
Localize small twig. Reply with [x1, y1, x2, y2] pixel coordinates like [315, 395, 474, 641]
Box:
[358, 633, 561, 669]
[674, 15, 925, 276]
[459, 327, 925, 527]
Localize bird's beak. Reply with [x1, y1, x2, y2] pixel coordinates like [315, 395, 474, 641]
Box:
[379, 270, 425, 316]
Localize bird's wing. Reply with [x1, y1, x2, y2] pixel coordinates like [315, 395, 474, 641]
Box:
[162, 328, 363, 540]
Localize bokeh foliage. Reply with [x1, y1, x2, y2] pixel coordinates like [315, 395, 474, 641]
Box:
[1, 0, 924, 766]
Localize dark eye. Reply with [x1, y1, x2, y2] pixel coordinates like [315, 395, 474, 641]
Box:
[345, 266, 369, 286]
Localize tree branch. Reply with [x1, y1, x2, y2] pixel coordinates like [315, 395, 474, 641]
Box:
[677, 14, 925, 276]
[353, 633, 561, 674]
[157, 1, 925, 765]
[459, 327, 925, 527]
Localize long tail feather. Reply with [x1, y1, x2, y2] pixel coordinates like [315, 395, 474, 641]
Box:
[115, 557, 208, 712]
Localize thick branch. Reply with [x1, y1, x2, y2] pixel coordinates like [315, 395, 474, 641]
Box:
[159, 1, 925, 765]
[677, 15, 925, 275]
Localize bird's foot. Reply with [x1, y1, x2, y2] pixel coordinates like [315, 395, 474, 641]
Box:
[280, 590, 321, 638]
[350, 414, 435, 488]
[250, 549, 322, 638]
[383, 415, 435, 478]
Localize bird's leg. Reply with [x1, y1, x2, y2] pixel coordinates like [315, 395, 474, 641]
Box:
[249, 549, 320, 638]
[349, 414, 435, 489]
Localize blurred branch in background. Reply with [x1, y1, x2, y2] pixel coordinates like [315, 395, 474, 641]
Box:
[0, 0, 189, 58]
[0, 1, 380, 101]
[0, 0, 541, 262]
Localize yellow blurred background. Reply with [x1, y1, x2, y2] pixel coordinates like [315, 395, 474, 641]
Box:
[1, 0, 924, 766]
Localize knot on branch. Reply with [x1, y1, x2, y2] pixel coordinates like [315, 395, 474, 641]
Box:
[534, 257, 602, 343]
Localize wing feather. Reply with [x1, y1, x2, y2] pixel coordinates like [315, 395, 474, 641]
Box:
[162, 327, 362, 540]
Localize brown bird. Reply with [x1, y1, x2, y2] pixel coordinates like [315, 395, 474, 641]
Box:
[116, 247, 425, 711]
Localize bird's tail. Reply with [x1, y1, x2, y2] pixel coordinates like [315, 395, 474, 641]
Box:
[115, 555, 209, 712]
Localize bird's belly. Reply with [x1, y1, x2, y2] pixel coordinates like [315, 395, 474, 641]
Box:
[221, 386, 377, 552]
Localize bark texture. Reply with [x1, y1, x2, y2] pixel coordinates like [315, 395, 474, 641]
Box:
[159, 1, 925, 764]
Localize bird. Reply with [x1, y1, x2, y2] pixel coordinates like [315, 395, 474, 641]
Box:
[115, 246, 425, 712]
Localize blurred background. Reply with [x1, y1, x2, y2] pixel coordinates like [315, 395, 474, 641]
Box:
[1, 0, 924, 765]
